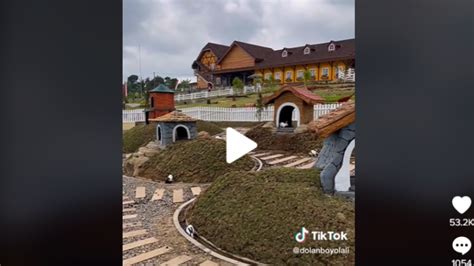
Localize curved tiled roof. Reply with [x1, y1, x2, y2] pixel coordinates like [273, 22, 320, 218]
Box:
[262, 85, 325, 105]
[148, 111, 197, 122]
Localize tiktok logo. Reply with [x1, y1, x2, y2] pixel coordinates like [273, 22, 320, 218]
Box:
[295, 227, 309, 243]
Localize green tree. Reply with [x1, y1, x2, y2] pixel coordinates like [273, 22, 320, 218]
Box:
[177, 79, 191, 91]
[303, 69, 312, 89]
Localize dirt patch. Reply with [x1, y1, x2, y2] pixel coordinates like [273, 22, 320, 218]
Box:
[196, 120, 224, 136]
[246, 126, 324, 153]
[186, 168, 354, 265]
[135, 139, 254, 183]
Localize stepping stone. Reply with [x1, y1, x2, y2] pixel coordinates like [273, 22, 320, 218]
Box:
[122, 246, 172, 266]
[283, 157, 312, 168]
[297, 161, 316, 169]
[191, 187, 201, 196]
[123, 200, 134, 205]
[252, 152, 271, 157]
[151, 188, 165, 201]
[199, 260, 219, 266]
[160, 255, 192, 266]
[123, 208, 136, 212]
[123, 214, 137, 220]
[123, 196, 129, 200]
[135, 187, 146, 199]
[123, 237, 158, 251]
[123, 229, 147, 239]
[173, 189, 184, 203]
[268, 155, 297, 165]
[260, 154, 284, 160]
[123, 222, 142, 229]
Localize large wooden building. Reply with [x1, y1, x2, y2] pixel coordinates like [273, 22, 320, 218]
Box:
[192, 39, 355, 89]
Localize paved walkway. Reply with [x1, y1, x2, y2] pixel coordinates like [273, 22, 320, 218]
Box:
[123, 176, 233, 266]
[251, 150, 317, 169]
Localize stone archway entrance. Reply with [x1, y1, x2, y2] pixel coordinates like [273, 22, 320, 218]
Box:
[173, 125, 191, 142]
[276, 103, 300, 128]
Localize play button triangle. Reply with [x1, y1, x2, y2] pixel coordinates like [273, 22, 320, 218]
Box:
[226, 127, 258, 164]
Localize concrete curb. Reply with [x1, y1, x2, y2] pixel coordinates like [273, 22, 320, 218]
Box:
[173, 198, 249, 266]
[251, 155, 263, 172]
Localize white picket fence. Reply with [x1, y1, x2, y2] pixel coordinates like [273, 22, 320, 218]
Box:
[123, 109, 145, 123]
[175, 88, 234, 101]
[122, 103, 341, 123]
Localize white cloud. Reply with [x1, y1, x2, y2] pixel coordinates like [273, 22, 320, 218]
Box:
[123, 0, 354, 82]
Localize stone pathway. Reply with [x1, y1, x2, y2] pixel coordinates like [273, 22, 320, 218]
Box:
[123, 175, 233, 266]
[251, 150, 317, 169]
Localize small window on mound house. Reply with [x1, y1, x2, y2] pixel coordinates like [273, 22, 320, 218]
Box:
[282, 50, 288, 57]
[150, 97, 154, 108]
[328, 43, 336, 52]
[304, 47, 311, 55]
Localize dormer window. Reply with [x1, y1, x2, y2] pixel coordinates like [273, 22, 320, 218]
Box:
[328, 43, 336, 52]
[304, 46, 311, 55]
[282, 50, 288, 57]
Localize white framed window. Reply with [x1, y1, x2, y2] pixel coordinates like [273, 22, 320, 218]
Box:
[274, 72, 281, 80]
[309, 68, 316, 78]
[322, 67, 329, 76]
[297, 70, 304, 79]
[328, 43, 335, 52]
[264, 73, 272, 80]
[282, 50, 288, 57]
[210, 63, 215, 70]
[304, 47, 310, 55]
[285, 71, 292, 80]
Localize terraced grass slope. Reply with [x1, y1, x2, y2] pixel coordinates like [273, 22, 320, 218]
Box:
[245, 126, 324, 153]
[122, 121, 224, 153]
[187, 168, 355, 265]
[140, 139, 254, 183]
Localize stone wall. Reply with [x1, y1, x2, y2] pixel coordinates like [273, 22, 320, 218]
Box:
[315, 123, 355, 193]
[157, 122, 197, 147]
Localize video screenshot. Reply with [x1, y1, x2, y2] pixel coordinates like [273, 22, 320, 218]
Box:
[1, 0, 472, 265]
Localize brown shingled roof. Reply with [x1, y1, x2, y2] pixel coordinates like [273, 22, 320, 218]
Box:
[216, 41, 274, 64]
[148, 111, 197, 122]
[262, 85, 325, 105]
[256, 39, 355, 69]
[202, 42, 230, 59]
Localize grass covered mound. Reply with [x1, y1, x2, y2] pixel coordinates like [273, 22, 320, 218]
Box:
[140, 139, 254, 183]
[196, 120, 224, 136]
[123, 123, 157, 153]
[123, 121, 224, 153]
[187, 168, 354, 265]
[245, 126, 324, 153]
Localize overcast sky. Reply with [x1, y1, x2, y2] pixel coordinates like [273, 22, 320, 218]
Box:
[123, 0, 354, 83]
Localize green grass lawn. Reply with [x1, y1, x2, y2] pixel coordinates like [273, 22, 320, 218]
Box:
[187, 168, 355, 265]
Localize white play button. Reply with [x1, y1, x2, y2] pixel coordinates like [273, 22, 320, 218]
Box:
[226, 127, 257, 164]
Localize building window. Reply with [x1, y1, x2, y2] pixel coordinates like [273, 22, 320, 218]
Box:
[285, 71, 293, 81]
[264, 73, 272, 80]
[210, 63, 215, 70]
[216, 77, 221, 85]
[328, 43, 335, 52]
[322, 67, 329, 77]
[297, 70, 304, 79]
[274, 72, 281, 80]
[304, 47, 310, 55]
[309, 68, 316, 78]
[150, 97, 154, 108]
[282, 50, 288, 57]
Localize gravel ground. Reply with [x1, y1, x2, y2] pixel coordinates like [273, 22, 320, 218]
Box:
[122, 175, 233, 265]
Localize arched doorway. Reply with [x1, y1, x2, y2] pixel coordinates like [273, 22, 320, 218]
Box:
[157, 125, 162, 144]
[173, 125, 191, 142]
[276, 103, 300, 128]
